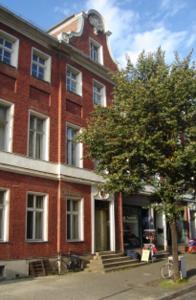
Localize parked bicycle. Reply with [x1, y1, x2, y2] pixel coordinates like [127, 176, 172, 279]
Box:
[55, 252, 84, 274]
[160, 261, 174, 279]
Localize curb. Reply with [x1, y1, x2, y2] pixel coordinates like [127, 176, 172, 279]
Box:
[157, 283, 196, 300]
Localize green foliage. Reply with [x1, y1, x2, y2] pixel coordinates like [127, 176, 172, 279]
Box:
[78, 48, 196, 221]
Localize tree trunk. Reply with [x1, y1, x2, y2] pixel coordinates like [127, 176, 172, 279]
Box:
[170, 219, 181, 281]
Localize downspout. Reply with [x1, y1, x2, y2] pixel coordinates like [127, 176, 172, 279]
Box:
[57, 52, 63, 272]
[118, 192, 124, 252]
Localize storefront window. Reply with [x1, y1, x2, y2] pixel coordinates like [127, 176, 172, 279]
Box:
[123, 206, 141, 248]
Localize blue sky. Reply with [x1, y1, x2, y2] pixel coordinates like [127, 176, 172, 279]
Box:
[0, 0, 196, 66]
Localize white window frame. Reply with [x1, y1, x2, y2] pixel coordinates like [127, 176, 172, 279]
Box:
[66, 122, 83, 168]
[93, 80, 106, 106]
[28, 110, 50, 161]
[31, 47, 51, 83]
[0, 99, 14, 152]
[0, 30, 19, 68]
[0, 189, 10, 242]
[89, 38, 103, 65]
[66, 65, 82, 96]
[26, 192, 48, 242]
[66, 197, 84, 242]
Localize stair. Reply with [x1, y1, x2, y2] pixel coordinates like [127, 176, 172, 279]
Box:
[29, 259, 53, 277]
[85, 251, 146, 273]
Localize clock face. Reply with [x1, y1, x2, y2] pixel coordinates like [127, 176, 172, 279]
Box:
[89, 14, 104, 32]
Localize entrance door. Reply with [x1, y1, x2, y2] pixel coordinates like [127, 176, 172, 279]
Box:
[95, 200, 110, 252]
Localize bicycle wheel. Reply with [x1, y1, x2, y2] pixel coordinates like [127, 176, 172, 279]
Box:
[61, 258, 69, 273]
[160, 262, 173, 279]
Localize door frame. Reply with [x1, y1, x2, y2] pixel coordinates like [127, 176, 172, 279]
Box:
[91, 186, 115, 254]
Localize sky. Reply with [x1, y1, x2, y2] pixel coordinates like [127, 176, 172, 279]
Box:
[0, 0, 196, 66]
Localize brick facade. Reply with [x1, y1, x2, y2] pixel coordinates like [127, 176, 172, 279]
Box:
[0, 6, 118, 269]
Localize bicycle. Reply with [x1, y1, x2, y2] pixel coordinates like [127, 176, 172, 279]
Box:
[55, 252, 84, 274]
[160, 261, 174, 279]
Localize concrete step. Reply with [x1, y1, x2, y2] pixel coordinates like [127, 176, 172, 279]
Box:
[98, 253, 124, 260]
[104, 261, 147, 272]
[102, 256, 136, 264]
[104, 259, 139, 269]
[96, 251, 115, 255]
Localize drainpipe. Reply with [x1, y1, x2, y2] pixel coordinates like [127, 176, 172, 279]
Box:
[56, 52, 63, 273]
[118, 192, 124, 253]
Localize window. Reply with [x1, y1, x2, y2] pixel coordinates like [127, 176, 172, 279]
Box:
[0, 30, 19, 67]
[66, 65, 82, 96]
[28, 113, 49, 160]
[90, 39, 103, 64]
[67, 198, 83, 241]
[67, 125, 82, 167]
[26, 193, 48, 241]
[93, 80, 106, 106]
[31, 48, 51, 82]
[0, 101, 14, 152]
[0, 190, 9, 242]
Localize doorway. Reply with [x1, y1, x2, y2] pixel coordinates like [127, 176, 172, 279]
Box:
[95, 200, 110, 252]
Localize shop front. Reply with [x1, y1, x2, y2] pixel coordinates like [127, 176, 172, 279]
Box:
[122, 194, 155, 251]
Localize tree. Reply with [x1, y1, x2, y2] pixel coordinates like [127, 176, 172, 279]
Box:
[78, 49, 196, 281]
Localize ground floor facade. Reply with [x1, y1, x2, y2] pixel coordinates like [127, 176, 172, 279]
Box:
[0, 166, 195, 279]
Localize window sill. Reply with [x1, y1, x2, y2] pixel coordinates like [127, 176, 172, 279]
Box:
[31, 74, 50, 84]
[0, 60, 16, 69]
[28, 156, 49, 162]
[30, 76, 52, 93]
[67, 240, 84, 243]
[67, 89, 82, 97]
[26, 240, 48, 244]
[66, 164, 83, 169]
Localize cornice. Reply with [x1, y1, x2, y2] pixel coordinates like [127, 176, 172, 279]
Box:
[0, 151, 103, 185]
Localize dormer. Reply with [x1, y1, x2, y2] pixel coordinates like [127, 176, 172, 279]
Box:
[48, 10, 117, 72]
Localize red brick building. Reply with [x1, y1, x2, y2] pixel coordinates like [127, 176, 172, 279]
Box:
[1, 6, 195, 279]
[0, 6, 121, 278]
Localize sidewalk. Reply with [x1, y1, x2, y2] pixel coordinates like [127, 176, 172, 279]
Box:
[0, 254, 196, 300]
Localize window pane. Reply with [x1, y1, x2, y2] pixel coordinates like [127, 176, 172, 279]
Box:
[35, 211, 43, 239]
[0, 106, 7, 123]
[5, 40, 12, 49]
[0, 49, 2, 61]
[66, 199, 80, 240]
[28, 194, 34, 208]
[71, 142, 76, 165]
[32, 63, 37, 77]
[27, 211, 33, 239]
[29, 131, 34, 157]
[33, 54, 38, 62]
[3, 51, 11, 64]
[38, 67, 44, 80]
[0, 191, 4, 206]
[67, 140, 72, 165]
[67, 214, 71, 239]
[67, 199, 71, 211]
[72, 215, 79, 239]
[30, 116, 35, 129]
[0, 126, 5, 150]
[72, 200, 79, 212]
[0, 106, 7, 150]
[0, 38, 3, 45]
[67, 127, 73, 139]
[36, 196, 43, 208]
[39, 57, 45, 65]
[0, 209, 3, 240]
[36, 118, 43, 131]
[36, 133, 42, 159]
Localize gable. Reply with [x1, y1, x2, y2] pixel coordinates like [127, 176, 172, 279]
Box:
[48, 10, 118, 72]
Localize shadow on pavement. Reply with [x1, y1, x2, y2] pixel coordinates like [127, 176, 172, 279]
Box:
[187, 269, 196, 278]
